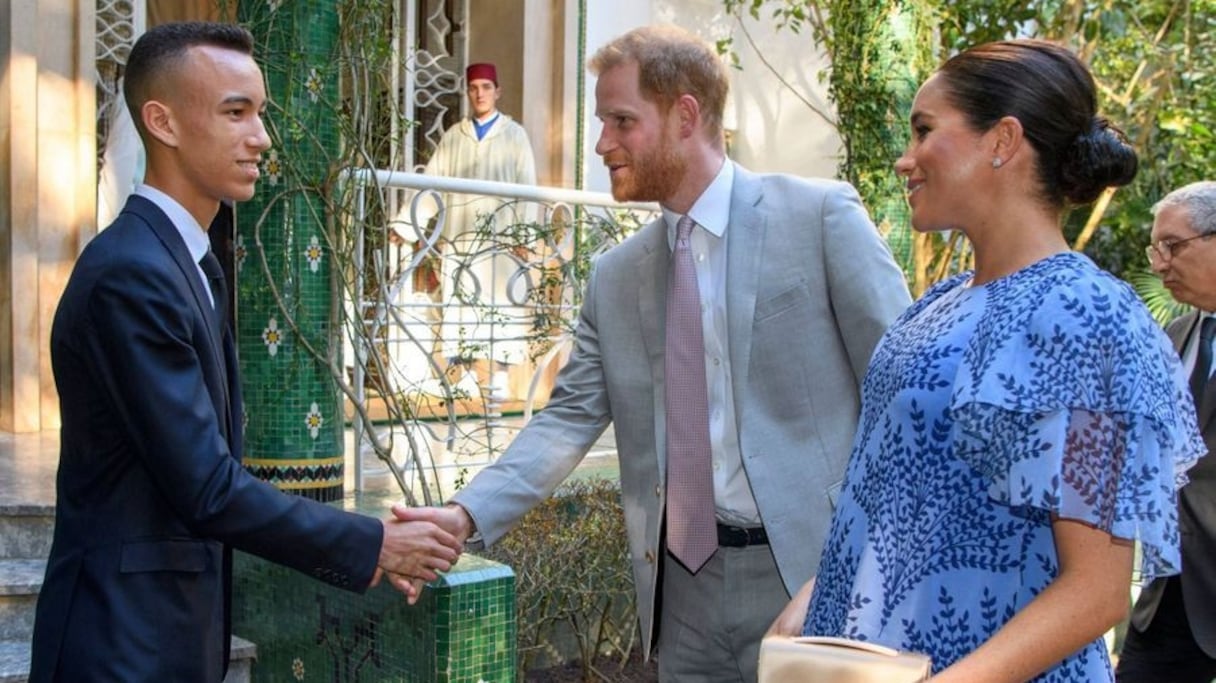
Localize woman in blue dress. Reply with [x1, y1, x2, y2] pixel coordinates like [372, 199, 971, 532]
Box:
[768, 40, 1206, 681]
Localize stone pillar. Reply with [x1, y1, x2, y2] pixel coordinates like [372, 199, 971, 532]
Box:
[0, 0, 95, 433]
[237, 1, 344, 501]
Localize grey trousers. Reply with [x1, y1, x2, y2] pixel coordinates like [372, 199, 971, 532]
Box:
[657, 543, 791, 683]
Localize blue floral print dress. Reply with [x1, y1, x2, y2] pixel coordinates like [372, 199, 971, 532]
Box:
[802, 252, 1205, 681]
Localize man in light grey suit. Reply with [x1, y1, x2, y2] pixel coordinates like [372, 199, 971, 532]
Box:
[397, 24, 911, 682]
[1119, 181, 1216, 683]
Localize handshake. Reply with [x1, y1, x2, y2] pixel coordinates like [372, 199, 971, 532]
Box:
[372, 502, 478, 604]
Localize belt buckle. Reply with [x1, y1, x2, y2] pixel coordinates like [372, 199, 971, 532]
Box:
[717, 523, 752, 547]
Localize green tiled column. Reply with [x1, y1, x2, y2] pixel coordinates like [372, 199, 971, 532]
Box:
[237, 1, 344, 501]
[233, 552, 518, 682]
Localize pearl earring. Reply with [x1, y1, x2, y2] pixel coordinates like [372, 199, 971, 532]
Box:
[992, 157, 1003, 169]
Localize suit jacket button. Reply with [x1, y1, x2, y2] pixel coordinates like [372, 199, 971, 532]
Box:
[644, 550, 655, 564]
[654, 485, 662, 497]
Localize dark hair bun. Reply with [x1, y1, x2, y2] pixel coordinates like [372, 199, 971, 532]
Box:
[1058, 118, 1138, 204]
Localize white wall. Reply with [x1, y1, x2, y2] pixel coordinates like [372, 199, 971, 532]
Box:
[580, 2, 654, 194]
[724, 8, 842, 178]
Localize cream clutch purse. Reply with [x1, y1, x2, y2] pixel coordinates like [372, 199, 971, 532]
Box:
[758, 635, 932, 683]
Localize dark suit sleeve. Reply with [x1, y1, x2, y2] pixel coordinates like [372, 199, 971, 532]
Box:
[81, 256, 381, 591]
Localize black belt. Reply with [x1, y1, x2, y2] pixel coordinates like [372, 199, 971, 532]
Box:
[716, 522, 768, 547]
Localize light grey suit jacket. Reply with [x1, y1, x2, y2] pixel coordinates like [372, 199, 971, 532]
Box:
[1131, 311, 1216, 657]
[452, 164, 912, 651]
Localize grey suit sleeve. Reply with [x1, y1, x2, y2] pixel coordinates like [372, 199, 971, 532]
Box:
[451, 264, 613, 546]
[819, 183, 912, 382]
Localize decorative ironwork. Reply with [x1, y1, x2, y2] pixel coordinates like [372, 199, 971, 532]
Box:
[343, 169, 659, 498]
[95, 0, 140, 170]
[402, 0, 466, 168]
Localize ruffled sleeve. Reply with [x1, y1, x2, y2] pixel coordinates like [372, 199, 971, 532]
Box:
[947, 255, 1205, 581]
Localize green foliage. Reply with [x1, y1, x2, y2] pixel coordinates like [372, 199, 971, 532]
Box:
[929, 0, 1059, 54]
[480, 479, 638, 682]
[723, 0, 933, 276]
[1128, 268, 1193, 325]
[722, 0, 1216, 292]
[1064, 0, 1216, 276]
[724, 0, 923, 219]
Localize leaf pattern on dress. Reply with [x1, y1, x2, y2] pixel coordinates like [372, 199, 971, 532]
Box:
[804, 253, 1205, 681]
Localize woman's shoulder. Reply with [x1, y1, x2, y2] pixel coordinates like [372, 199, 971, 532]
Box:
[981, 252, 1148, 335]
[960, 251, 1178, 412]
[1033, 251, 1136, 301]
[901, 272, 972, 321]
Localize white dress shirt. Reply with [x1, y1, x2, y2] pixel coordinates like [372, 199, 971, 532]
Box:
[133, 185, 215, 309]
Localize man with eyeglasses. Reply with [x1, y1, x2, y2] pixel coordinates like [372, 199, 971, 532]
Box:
[1119, 181, 1216, 683]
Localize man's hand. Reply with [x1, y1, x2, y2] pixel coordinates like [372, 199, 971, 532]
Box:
[392, 502, 475, 545]
[375, 506, 463, 604]
[379, 503, 477, 601]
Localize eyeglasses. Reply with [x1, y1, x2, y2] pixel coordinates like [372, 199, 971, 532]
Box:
[1145, 233, 1213, 265]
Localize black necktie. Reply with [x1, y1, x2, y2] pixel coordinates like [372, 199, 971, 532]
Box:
[200, 248, 233, 441]
[1192, 316, 1215, 410]
[199, 249, 228, 330]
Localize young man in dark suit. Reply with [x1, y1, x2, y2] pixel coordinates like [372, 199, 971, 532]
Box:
[29, 22, 460, 681]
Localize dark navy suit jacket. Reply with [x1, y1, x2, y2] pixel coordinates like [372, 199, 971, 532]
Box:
[30, 195, 382, 681]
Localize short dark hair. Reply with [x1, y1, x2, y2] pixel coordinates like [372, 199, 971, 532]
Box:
[937, 39, 1137, 207]
[123, 21, 255, 137]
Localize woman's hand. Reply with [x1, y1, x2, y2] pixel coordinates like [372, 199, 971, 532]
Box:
[767, 577, 816, 637]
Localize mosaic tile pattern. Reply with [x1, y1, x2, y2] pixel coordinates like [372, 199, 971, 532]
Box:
[431, 557, 518, 682]
[237, 1, 344, 502]
[242, 456, 344, 496]
[233, 551, 516, 682]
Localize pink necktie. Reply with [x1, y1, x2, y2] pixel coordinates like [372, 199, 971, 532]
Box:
[664, 215, 717, 572]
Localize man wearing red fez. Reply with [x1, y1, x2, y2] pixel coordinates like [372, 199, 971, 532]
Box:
[464, 63, 500, 126]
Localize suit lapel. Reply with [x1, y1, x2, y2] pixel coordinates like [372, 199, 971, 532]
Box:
[1167, 312, 1197, 354]
[636, 219, 668, 474]
[1170, 312, 1216, 431]
[128, 196, 226, 356]
[724, 165, 766, 407]
[637, 220, 668, 368]
[222, 329, 242, 457]
[127, 196, 231, 435]
[1202, 373, 1216, 431]
[1196, 316, 1216, 430]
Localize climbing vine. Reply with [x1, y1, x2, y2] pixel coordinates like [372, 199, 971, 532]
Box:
[724, 0, 1216, 308]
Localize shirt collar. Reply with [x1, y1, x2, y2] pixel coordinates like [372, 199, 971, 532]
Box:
[471, 112, 501, 141]
[663, 159, 733, 245]
[134, 184, 210, 264]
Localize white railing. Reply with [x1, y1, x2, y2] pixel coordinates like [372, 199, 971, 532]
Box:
[340, 169, 658, 497]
